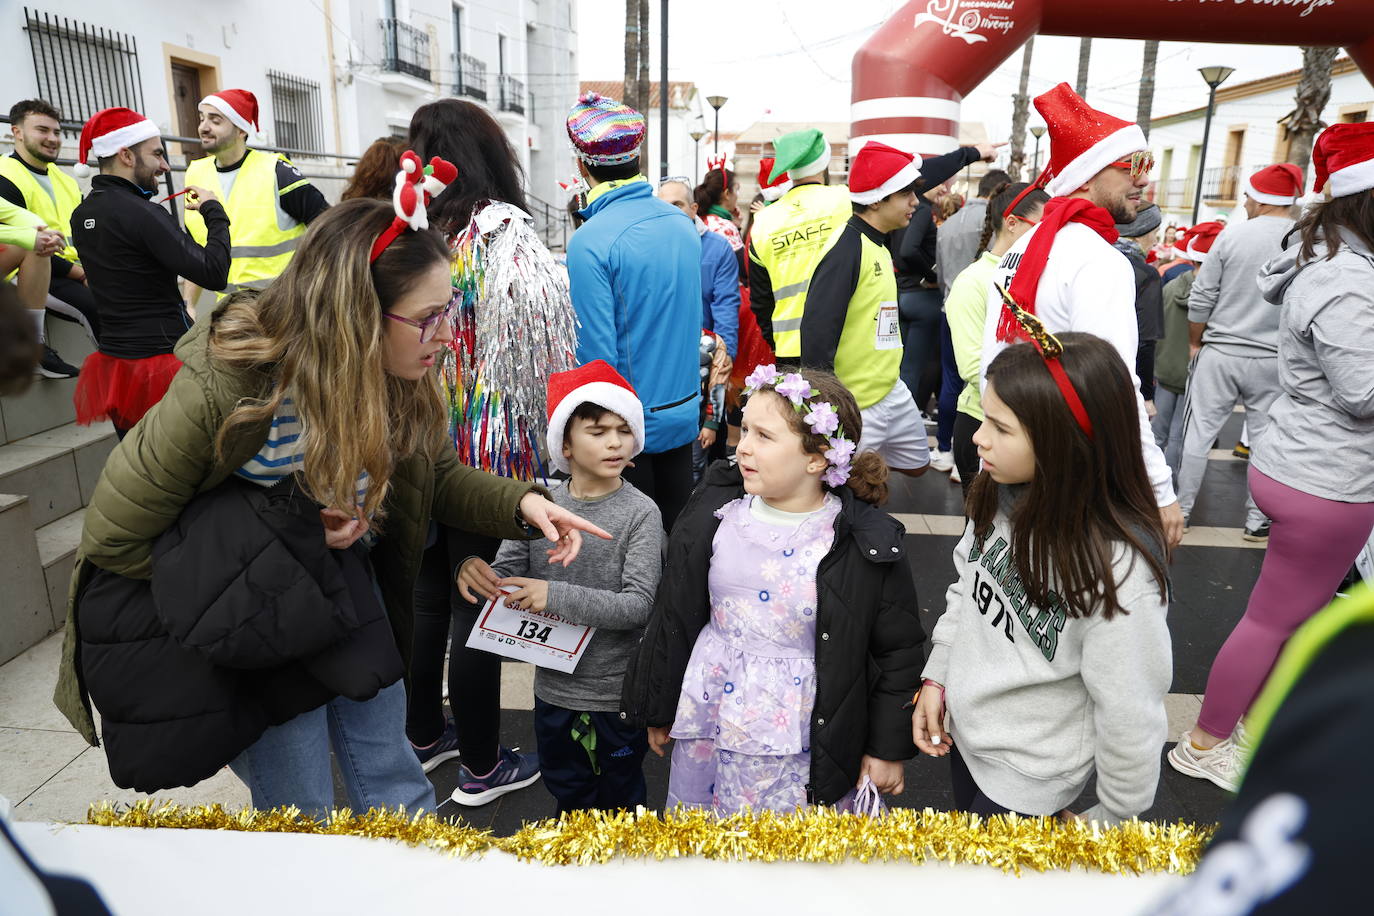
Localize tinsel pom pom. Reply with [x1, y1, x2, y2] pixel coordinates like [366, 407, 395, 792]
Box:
[85, 802, 1212, 875]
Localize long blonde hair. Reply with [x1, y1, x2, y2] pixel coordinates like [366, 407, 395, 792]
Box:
[210, 198, 451, 522]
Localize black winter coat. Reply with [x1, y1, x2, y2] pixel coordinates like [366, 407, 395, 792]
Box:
[621, 460, 926, 805]
[78, 477, 403, 792]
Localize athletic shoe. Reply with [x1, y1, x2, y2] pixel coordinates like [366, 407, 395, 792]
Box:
[930, 450, 954, 472]
[1243, 522, 1270, 542]
[1232, 442, 1250, 459]
[36, 345, 80, 379]
[1167, 731, 1242, 792]
[949, 463, 961, 484]
[920, 410, 938, 428]
[410, 717, 461, 774]
[449, 746, 540, 806]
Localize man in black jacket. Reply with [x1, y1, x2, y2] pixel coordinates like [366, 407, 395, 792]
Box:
[69, 107, 230, 438]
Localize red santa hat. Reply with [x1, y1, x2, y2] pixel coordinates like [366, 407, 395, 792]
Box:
[1185, 221, 1224, 262]
[1312, 122, 1374, 198]
[75, 107, 160, 178]
[1035, 83, 1149, 198]
[1244, 163, 1305, 206]
[200, 89, 260, 136]
[758, 156, 793, 202]
[849, 141, 922, 205]
[545, 360, 645, 475]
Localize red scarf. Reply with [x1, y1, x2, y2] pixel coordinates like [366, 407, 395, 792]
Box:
[995, 197, 1120, 344]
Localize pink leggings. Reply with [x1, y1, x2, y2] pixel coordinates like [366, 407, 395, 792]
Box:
[1197, 467, 1374, 739]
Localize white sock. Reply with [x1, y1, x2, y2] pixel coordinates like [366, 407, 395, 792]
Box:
[30, 308, 46, 344]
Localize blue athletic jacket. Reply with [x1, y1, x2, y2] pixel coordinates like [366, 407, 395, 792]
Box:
[569, 178, 702, 454]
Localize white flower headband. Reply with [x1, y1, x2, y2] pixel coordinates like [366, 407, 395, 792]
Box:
[744, 364, 856, 488]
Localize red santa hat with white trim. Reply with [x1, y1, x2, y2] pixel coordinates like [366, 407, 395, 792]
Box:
[1244, 163, 1305, 206]
[1312, 121, 1374, 198]
[545, 360, 645, 475]
[758, 156, 793, 202]
[849, 141, 923, 205]
[74, 107, 160, 178]
[200, 89, 261, 137]
[1184, 221, 1224, 262]
[1036, 83, 1149, 198]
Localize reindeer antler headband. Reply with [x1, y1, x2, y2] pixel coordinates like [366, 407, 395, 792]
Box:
[993, 282, 1094, 440]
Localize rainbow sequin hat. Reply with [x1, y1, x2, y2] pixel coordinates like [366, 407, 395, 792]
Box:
[566, 92, 645, 166]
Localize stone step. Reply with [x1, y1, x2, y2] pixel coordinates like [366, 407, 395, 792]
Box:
[0, 421, 115, 529]
[0, 494, 57, 666]
[35, 506, 84, 630]
[0, 316, 96, 445]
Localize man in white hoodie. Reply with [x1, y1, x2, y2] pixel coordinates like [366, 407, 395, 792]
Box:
[980, 83, 1184, 547]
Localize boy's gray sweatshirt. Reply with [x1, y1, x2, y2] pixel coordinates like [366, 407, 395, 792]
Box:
[1255, 228, 1374, 502]
[1187, 214, 1294, 356]
[489, 480, 663, 711]
[922, 500, 1172, 826]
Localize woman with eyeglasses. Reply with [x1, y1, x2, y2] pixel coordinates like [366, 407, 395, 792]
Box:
[404, 99, 579, 804]
[54, 196, 607, 814]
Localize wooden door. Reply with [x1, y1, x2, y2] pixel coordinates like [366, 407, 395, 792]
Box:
[172, 64, 206, 161]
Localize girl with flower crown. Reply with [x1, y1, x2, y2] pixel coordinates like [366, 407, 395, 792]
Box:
[621, 367, 925, 814]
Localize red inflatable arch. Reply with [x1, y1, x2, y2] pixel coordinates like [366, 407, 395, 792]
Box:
[852, 0, 1374, 157]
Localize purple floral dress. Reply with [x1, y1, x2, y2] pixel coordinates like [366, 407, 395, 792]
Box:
[666, 494, 840, 815]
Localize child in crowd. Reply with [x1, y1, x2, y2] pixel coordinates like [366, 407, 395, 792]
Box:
[623, 367, 924, 814]
[457, 361, 663, 812]
[914, 327, 1172, 825]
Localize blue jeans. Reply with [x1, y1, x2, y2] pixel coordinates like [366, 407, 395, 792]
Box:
[899, 288, 942, 413]
[1151, 386, 1186, 480]
[229, 679, 435, 817]
[937, 315, 962, 453]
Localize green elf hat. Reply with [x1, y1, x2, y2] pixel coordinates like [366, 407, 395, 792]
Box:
[772, 128, 831, 181]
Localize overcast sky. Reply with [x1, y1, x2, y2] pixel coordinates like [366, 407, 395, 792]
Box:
[576, 0, 1312, 141]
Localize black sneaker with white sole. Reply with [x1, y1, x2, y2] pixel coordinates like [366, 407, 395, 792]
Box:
[1243, 521, 1271, 542]
[37, 345, 80, 379]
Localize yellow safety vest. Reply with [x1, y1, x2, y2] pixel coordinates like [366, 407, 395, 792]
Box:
[0, 155, 81, 263]
[749, 183, 852, 358]
[184, 149, 306, 297]
[821, 224, 904, 409]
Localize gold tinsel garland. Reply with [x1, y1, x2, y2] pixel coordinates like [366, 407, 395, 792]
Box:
[85, 801, 1213, 875]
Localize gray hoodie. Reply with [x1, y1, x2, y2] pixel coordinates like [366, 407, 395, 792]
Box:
[923, 494, 1171, 825]
[1255, 229, 1374, 502]
[1188, 214, 1294, 356]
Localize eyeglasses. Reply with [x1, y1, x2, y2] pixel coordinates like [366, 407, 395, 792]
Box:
[657, 175, 693, 186]
[1109, 150, 1155, 179]
[384, 289, 460, 343]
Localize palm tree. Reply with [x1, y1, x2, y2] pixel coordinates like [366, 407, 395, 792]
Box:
[1281, 47, 1340, 179]
[1008, 38, 1035, 181]
[1137, 40, 1159, 138]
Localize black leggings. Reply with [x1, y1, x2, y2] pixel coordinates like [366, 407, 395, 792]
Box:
[405, 524, 502, 774]
[949, 744, 1035, 818]
[621, 442, 694, 532]
[952, 411, 982, 503]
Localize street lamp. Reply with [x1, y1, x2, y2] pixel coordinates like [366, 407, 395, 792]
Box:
[1191, 65, 1236, 224]
[1029, 125, 1046, 180]
[690, 129, 706, 185]
[707, 95, 728, 154]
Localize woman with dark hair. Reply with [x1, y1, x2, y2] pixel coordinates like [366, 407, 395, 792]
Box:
[1169, 123, 1374, 793]
[341, 137, 406, 201]
[944, 181, 1048, 496]
[694, 166, 743, 256]
[404, 98, 577, 805]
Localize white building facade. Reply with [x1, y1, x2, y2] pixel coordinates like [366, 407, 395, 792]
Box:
[1, 0, 580, 241]
[1149, 58, 1373, 224]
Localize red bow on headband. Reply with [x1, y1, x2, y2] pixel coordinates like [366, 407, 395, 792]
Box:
[369, 150, 459, 263]
[993, 282, 1094, 439]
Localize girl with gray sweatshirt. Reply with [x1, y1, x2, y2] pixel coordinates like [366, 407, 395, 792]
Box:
[913, 331, 1172, 825]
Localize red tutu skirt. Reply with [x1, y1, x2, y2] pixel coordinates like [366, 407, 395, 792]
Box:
[74, 351, 183, 429]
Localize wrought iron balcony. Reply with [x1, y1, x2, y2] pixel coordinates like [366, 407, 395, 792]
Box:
[380, 18, 430, 81]
[498, 74, 525, 115]
[456, 52, 487, 102]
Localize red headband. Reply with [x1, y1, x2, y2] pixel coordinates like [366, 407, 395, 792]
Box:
[1002, 170, 1050, 221]
[706, 152, 728, 189]
[369, 150, 459, 263]
[993, 283, 1094, 439]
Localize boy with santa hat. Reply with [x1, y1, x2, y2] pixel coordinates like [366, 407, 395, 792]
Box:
[980, 83, 1184, 547]
[801, 140, 931, 476]
[1176, 163, 1304, 541]
[182, 88, 328, 307]
[70, 107, 230, 439]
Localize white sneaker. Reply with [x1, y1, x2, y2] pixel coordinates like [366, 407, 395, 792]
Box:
[949, 462, 961, 484]
[1167, 731, 1242, 792]
[930, 450, 954, 472]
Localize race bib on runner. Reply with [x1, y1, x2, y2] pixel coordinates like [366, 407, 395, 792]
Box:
[876, 301, 900, 350]
[465, 586, 595, 673]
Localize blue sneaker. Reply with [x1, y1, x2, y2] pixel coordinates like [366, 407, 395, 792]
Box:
[411, 718, 462, 774]
[448, 747, 540, 806]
